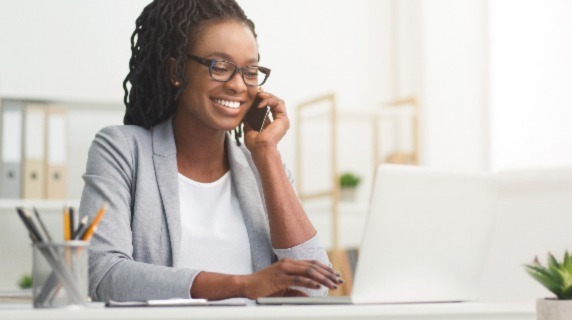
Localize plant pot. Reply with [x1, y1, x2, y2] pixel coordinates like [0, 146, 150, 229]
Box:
[340, 187, 357, 202]
[537, 298, 572, 320]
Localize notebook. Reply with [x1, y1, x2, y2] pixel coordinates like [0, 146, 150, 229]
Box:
[257, 164, 498, 305]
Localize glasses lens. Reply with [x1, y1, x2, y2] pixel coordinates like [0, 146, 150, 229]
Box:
[243, 67, 270, 86]
[242, 67, 261, 86]
[210, 61, 234, 81]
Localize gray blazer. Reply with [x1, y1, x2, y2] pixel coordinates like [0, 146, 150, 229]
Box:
[79, 118, 329, 301]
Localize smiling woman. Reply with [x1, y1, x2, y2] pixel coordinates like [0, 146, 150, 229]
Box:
[79, 0, 341, 303]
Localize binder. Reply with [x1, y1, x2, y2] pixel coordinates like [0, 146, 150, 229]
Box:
[22, 103, 47, 199]
[1, 99, 24, 198]
[45, 106, 68, 199]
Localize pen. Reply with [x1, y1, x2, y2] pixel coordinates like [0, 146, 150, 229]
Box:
[72, 216, 89, 240]
[81, 202, 108, 241]
[16, 208, 42, 242]
[69, 207, 76, 241]
[33, 207, 53, 242]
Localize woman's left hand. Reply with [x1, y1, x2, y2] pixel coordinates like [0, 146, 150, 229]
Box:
[243, 89, 289, 155]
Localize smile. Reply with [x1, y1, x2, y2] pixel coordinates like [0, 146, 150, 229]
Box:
[212, 98, 241, 109]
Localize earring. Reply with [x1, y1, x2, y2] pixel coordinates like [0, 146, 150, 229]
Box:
[174, 81, 180, 87]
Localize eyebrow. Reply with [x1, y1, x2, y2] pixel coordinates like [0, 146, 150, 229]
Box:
[205, 51, 259, 65]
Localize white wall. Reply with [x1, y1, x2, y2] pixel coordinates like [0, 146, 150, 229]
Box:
[419, 0, 489, 170]
[0, 0, 149, 103]
[489, 0, 572, 171]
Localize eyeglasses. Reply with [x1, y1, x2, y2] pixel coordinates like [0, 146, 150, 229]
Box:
[187, 54, 271, 86]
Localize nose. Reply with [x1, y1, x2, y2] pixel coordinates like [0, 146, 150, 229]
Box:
[223, 69, 248, 93]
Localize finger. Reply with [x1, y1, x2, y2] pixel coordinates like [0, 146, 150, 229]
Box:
[284, 264, 340, 289]
[258, 98, 287, 123]
[304, 261, 344, 285]
[296, 260, 343, 282]
[255, 92, 283, 109]
[287, 275, 323, 290]
[257, 96, 283, 110]
[279, 259, 341, 288]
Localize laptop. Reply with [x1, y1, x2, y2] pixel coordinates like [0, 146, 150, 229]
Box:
[258, 164, 498, 305]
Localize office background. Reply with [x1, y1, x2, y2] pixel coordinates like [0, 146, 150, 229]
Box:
[0, 0, 571, 305]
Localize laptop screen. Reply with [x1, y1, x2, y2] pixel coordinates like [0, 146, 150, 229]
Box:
[351, 164, 498, 304]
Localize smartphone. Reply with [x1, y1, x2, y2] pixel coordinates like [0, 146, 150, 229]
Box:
[244, 94, 270, 132]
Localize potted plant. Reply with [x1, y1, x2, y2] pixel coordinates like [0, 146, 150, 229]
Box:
[524, 251, 572, 320]
[18, 274, 32, 289]
[339, 172, 360, 202]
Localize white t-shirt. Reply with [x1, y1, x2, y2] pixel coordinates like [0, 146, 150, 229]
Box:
[177, 171, 254, 275]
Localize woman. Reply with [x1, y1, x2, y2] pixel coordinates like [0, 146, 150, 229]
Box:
[79, 0, 342, 302]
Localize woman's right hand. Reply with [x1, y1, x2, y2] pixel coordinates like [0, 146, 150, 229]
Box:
[241, 258, 344, 299]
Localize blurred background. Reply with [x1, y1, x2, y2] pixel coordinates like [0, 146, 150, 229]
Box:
[0, 0, 571, 303]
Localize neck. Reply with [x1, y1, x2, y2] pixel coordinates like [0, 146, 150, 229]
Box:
[172, 114, 229, 183]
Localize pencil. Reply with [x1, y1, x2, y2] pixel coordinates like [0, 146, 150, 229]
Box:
[33, 207, 53, 242]
[72, 216, 89, 240]
[81, 203, 108, 241]
[63, 206, 71, 241]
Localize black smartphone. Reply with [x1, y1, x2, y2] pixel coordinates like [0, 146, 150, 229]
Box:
[244, 94, 270, 132]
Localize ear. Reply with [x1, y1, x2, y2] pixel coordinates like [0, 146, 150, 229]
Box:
[168, 57, 181, 87]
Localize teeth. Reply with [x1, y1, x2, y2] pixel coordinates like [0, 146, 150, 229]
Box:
[214, 98, 240, 109]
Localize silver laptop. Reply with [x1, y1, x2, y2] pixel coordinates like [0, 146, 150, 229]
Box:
[258, 164, 498, 305]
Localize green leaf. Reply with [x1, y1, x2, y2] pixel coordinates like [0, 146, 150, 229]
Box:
[339, 172, 360, 188]
[548, 252, 561, 269]
[546, 252, 565, 284]
[524, 264, 562, 296]
[18, 274, 32, 289]
[559, 283, 572, 300]
[564, 251, 572, 271]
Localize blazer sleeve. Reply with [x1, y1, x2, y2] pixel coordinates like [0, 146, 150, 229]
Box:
[79, 126, 198, 302]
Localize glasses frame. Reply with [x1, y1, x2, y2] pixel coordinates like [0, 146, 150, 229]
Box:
[186, 54, 271, 87]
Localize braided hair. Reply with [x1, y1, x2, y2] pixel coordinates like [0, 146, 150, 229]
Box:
[123, 0, 257, 130]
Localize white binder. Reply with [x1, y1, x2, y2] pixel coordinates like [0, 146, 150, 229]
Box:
[22, 103, 46, 199]
[45, 105, 68, 199]
[1, 99, 24, 198]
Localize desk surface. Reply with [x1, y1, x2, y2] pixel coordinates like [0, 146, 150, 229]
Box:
[0, 302, 535, 320]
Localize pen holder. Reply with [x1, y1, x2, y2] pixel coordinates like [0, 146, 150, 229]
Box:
[32, 241, 89, 308]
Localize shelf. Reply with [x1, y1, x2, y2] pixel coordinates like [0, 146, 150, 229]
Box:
[0, 199, 80, 212]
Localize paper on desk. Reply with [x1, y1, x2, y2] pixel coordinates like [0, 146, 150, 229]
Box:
[107, 298, 206, 307]
[106, 298, 247, 307]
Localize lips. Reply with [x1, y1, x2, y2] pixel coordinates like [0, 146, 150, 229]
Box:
[212, 98, 241, 109]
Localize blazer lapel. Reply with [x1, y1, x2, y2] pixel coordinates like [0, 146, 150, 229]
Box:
[151, 118, 181, 267]
[226, 137, 274, 271]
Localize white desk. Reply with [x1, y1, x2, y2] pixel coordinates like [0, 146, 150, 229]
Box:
[0, 303, 535, 320]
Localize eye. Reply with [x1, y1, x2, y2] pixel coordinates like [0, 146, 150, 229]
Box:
[244, 68, 259, 79]
[211, 62, 232, 75]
